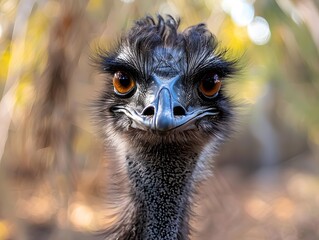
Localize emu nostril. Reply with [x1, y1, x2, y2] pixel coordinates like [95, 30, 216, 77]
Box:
[142, 106, 155, 116]
[173, 106, 186, 116]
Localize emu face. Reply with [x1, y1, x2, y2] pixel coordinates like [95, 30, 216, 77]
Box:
[112, 46, 220, 134]
[96, 16, 238, 146]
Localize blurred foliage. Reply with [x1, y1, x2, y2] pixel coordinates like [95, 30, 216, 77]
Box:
[0, 0, 319, 239]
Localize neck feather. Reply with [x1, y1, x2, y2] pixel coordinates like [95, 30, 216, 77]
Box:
[125, 143, 198, 240]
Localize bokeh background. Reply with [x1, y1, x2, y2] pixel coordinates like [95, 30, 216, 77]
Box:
[0, 0, 319, 239]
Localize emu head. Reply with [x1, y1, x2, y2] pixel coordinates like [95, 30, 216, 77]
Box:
[95, 16, 238, 149]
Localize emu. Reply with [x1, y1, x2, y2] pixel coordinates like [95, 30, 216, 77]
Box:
[94, 15, 239, 240]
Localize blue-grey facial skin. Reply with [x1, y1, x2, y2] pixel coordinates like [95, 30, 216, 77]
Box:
[112, 47, 219, 134]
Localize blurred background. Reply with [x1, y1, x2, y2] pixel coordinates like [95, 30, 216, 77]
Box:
[0, 0, 319, 239]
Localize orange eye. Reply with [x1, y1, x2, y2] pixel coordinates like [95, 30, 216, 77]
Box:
[113, 71, 136, 95]
[198, 74, 222, 98]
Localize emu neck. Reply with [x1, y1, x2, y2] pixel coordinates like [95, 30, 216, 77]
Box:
[127, 143, 198, 240]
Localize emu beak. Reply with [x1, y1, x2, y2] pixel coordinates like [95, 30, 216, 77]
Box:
[112, 90, 218, 134]
[153, 88, 175, 132]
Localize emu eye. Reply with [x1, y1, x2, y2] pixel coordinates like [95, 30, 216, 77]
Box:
[198, 74, 222, 99]
[113, 71, 136, 96]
